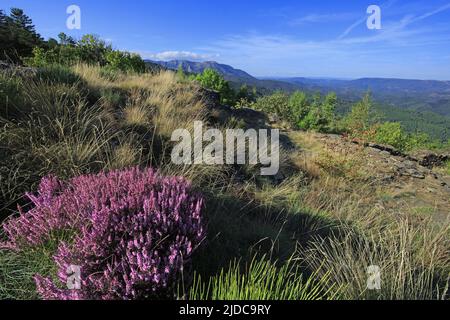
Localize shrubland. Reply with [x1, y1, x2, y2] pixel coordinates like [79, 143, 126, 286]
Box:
[0, 8, 448, 300]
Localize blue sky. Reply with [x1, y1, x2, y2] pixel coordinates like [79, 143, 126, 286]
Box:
[2, 0, 450, 79]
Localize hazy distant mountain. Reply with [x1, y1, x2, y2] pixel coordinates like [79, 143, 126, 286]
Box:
[146, 59, 301, 92]
[148, 60, 255, 82]
[280, 77, 450, 117]
[146, 59, 450, 128]
[283, 77, 450, 94]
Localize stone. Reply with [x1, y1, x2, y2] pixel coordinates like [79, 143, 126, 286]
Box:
[411, 150, 450, 168]
[401, 168, 425, 179]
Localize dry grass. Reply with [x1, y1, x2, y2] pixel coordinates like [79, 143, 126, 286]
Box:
[302, 217, 449, 300]
[1, 64, 449, 300]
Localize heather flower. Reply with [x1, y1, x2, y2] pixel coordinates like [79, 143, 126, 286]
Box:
[1, 167, 205, 300]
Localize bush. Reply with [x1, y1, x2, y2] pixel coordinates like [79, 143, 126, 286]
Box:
[27, 45, 82, 67]
[252, 91, 289, 119]
[343, 93, 373, 135]
[288, 91, 309, 124]
[253, 91, 337, 132]
[194, 69, 235, 105]
[372, 122, 438, 152]
[1, 167, 205, 300]
[76, 34, 111, 66]
[105, 50, 146, 73]
[0, 8, 44, 63]
[374, 122, 409, 150]
[298, 93, 336, 132]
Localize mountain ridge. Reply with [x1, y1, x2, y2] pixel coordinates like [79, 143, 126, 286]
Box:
[147, 59, 255, 82]
[146, 60, 450, 133]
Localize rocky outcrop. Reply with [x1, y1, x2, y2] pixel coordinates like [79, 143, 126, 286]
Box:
[365, 142, 406, 157]
[411, 151, 450, 168]
[314, 133, 450, 188]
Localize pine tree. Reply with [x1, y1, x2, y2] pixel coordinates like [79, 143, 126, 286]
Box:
[58, 32, 76, 46]
[0, 10, 14, 61]
[1, 8, 43, 62]
[177, 63, 186, 80]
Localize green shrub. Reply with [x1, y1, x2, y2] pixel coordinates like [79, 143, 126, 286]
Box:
[27, 45, 82, 67]
[176, 64, 186, 81]
[27, 34, 117, 68]
[252, 91, 289, 119]
[194, 68, 235, 105]
[288, 91, 309, 124]
[105, 50, 146, 73]
[322, 92, 337, 126]
[99, 87, 125, 109]
[343, 92, 373, 135]
[236, 84, 257, 104]
[299, 106, 328, 131]
[99, 66, 120, 81]
[298, 92, 337, 132]
[76, 34, 111, 66]
[0, 8, 44, 63]
[372, 122, 440, 152]
[374, 122, 408, 150]
[252, 91, 337, 132]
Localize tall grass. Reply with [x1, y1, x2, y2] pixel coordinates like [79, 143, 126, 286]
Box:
[1, 63, 448, 300]
[185, 255, 339, 300]
[302, 218, 449, 300]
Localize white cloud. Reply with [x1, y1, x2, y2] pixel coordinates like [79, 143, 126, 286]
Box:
[338, 0, 450, 40]
[290, 13, 358, 25]
[199, 12, 450, 78]
[338, 0, 398, 39]
[143, 51, 218, 61]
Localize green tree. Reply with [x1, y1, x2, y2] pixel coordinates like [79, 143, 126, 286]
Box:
[299, 100, 328, 132]
[58, 32, 76, 46]
[195, 68, 235, 105]
[344, 92, 373, 135]
[253, 91, 289, 119]
[288, 91, 309, 124]
[236, 84, 256, 103]
[105, 50, 146, 73]
[0, 8, 43, 62]
[77, 34, 111, 65]
[177, 63, 186, 80]
[46, 38, 58, 49]
[374, 122, 408, 150]
[323, 92, 337, 121]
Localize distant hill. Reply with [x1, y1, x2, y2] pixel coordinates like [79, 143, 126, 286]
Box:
[145, 59, 450, 140]
[146, 59, 301, 93]
[147, 60, 254, 82]
[280, 77, 450, 117]
[279, 77, 450, 141]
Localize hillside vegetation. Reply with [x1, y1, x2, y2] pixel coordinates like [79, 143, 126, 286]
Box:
[0, 8, 449, 300]
[156, 61, 450, 142]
